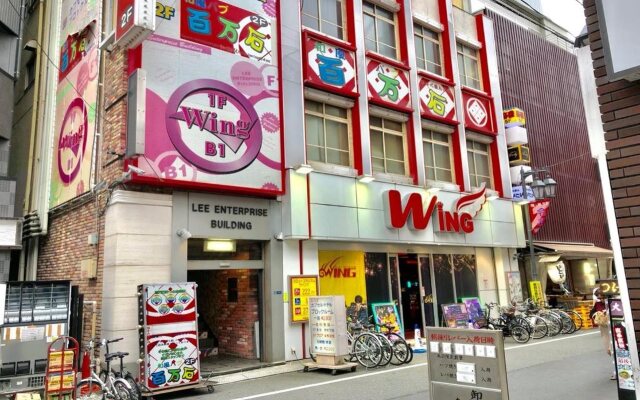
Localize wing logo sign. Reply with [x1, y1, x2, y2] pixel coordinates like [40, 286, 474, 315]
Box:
[383, 185, 488, 234]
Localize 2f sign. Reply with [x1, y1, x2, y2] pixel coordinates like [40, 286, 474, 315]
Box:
[116, 0, 136, 41]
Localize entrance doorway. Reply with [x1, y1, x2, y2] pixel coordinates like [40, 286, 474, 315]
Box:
[393, 254, 435, 339]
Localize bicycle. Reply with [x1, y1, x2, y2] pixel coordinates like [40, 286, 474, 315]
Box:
[75, 338, 134, 400]
[98, 338, 141, 400]
[483, 303, 531, 344]
[376, 321, 413, 365]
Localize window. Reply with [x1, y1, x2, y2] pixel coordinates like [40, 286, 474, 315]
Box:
[24, 56, 35, 90]
[423, 129, 453, 182]
[414, 24, 442, 75]
[452, 0, 472, 11]
[457, 43, 481, 90]
[363, 2, 397, 59]
[371, 116, 406, 175]
[305, 99, 351, 167]
[302, 0, 345, 40]
[467, 139, 492, 189]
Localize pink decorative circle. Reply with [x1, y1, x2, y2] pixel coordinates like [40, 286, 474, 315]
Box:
[261, 112, 279, 133]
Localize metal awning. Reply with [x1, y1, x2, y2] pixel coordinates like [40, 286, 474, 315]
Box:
[533, 241, 613, 258]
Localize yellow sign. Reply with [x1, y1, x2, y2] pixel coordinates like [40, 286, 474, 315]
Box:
[529, 280, 544, 306]
[47, 371, 75, 391]
[47, 351, 74, 372]
[503, 107, 526, 126]
[289, 276, 318, 323]
[318, 250, 367, 307]
[16, 393, 41, 400]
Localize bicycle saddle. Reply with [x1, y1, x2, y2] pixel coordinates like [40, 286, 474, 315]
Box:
[105, 352, 129, 361]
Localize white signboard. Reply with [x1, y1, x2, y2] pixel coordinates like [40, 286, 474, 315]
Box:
[309, 295, 349, 357]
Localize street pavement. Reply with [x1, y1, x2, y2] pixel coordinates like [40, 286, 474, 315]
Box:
[158, 330, 619, 400]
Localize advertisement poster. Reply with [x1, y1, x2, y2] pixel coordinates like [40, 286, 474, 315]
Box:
[506, 272, 523, 303]
[50, 0, 101, 207]
[372, 302, 403, 336]
[529, 280, 544, 305]
[318, 251, 367, 306]
[441, 303, 469, 328]
[139, 0, 282, 194]
[529, 200, 551, 235]
[143, 283, 197, 325]
[289, 275, 318, 323]
[146, 331, 200, 389]
[462, 298, 486, 328]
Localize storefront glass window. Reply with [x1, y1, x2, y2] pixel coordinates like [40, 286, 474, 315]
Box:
[302, 0, 345, 40]
[434, 254, 455, 324]
[453, 254, 478, 300]
[389, 255, 400, 308]
[365, 253, 390, 304]
[419, 256, 435, 327]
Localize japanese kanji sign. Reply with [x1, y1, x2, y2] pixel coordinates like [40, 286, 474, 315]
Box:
[366, 58, 411, 109]
[462, 90, 495, 134]
[419, 77, 456, 122]
[304, 34, 357, 95]
[528, 200, 550, 235]
[139, 0, 282, 194]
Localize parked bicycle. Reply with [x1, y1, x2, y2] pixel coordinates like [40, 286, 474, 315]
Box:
[75, 337, 134, 400]
[375, 321, 413, 365]
[98, 338, 141, 400]
[483, 303, 531, 343]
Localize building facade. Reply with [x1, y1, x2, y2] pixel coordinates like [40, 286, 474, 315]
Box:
[22, 0, 530, 376]
[480, 3, 613, 300]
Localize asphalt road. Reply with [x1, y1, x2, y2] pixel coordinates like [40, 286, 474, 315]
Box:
[162, 330, 620, 400]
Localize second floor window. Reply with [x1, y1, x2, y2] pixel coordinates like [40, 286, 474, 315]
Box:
[467, 139, 492, 189]
[371, 116, 406, 175]
[457, 43, 481, 90]
[414, 24, 442, 76]
[363, 2, 397, 59]
[302, 0, 345, 40]
[305, 99, 351, 167]
[423, 129, 453, 182]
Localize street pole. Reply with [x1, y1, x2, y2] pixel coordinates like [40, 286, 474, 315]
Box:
[521, 169, 537, 280]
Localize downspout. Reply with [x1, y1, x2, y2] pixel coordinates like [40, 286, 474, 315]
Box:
[13, 0, 26, 80]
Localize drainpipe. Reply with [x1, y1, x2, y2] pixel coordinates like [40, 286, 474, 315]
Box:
[13, 0, 26, 80]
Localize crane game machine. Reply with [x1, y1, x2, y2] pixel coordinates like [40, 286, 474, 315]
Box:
[0, 281, 76, 396]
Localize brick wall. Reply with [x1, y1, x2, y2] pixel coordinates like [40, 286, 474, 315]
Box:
[584, 0, 640, 343]
[191, 269, 259, 359]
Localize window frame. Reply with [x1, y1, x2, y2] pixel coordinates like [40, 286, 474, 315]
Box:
[302, 0, 347, 41]
[457, 42, 482, 90]
[422, 129, 454, 184]
[466, 139, 493, 189]
[370, 116, 409, 177]
[304, 98, 354, 170]
[414, 23, 443, 76]
[363, 1, 399, 60]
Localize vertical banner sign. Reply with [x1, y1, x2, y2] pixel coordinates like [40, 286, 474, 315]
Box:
[139, 283, 200, 392]
[50, 0, 101, 207]
[608, 298, 636, 395]
[529, 280, 544, 306]
[289, 275, 319, 323]
[140, 0, 282, 193]
[318, 251, 367, 306]
[529, 200, 551, 235]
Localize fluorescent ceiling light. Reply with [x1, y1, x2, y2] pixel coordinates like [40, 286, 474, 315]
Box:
[204, 239, 236, 252]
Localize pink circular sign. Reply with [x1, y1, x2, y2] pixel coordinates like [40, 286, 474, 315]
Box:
[57, 97, 88, 184]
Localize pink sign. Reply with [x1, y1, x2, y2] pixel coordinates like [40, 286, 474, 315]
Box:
[529, 200, 551, 235]
[366, 58, 411, 110]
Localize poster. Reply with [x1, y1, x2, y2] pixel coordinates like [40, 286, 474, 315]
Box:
[139, 0, 282, 194]
[506, 272, 523, 303]
[442, 303, 469, 328]
[50, 0, 101, 207]
[145, 331, 200, 389]
[371, 302, 403, 336]
[289, 275, 318, 323]
[318, 250, 367, 306]
[462, 298, 486, 328]
[309, 296, 349, 356]
[143, 283, 197, 325]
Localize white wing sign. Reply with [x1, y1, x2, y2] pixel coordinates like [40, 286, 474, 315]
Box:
[455, 184, 488, 217]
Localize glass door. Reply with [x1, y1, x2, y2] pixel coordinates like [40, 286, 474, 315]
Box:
[433, 254, 456, 326]
[418, 255, 436, 328]
[388, 254, 401, 319]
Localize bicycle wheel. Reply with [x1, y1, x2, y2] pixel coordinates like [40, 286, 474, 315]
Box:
[375, 334, 393, 367]
[387, 333, 411, 365]
[124, 373, 141, 400]
[556, 311, 575, 334]
[541, 313, 562, 337]
[76, 380, 106, 400]
[510, 325, 530, 344]
[113, 380, 133, 400]
[566, 310, 583, 332]
[353, 333, 382, 368]
[528, 315, 548, 339]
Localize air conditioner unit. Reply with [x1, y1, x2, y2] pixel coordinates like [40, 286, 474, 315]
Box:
[114, 0, 156, 50]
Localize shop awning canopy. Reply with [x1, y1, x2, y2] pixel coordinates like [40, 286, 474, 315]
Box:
[533, 241, 613, 258]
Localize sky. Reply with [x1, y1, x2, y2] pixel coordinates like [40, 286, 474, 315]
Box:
[539, 0, 587, 37]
